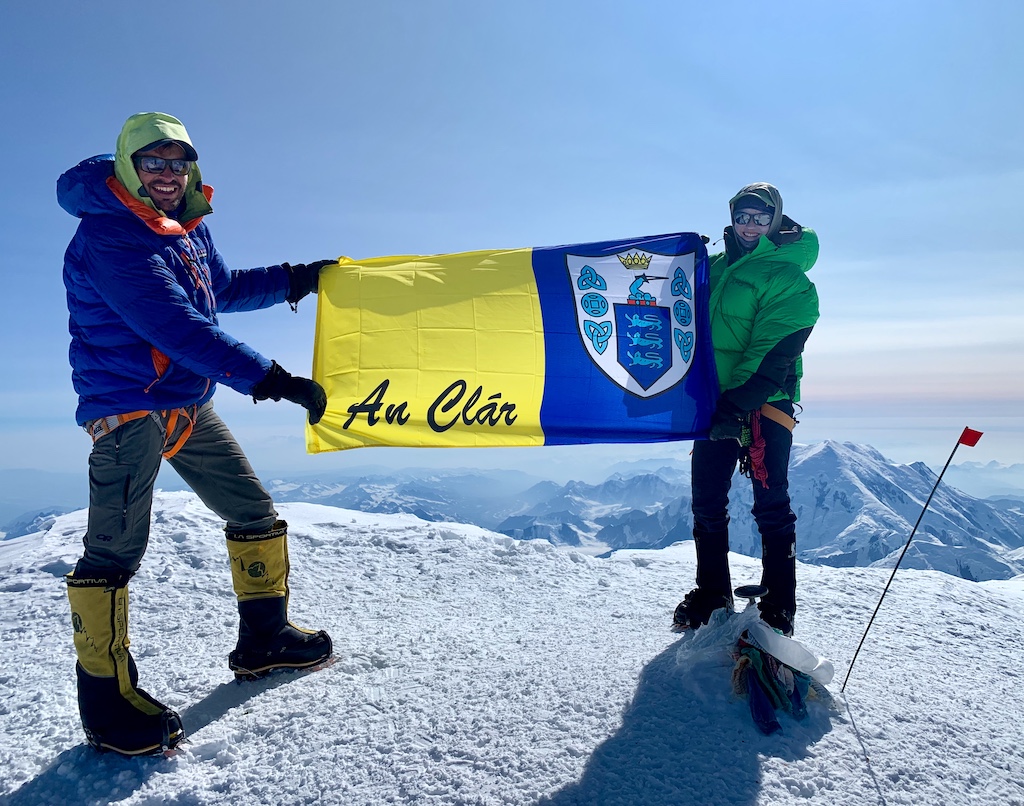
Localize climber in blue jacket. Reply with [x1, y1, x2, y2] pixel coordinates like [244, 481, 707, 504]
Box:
[58, 111, 334, 756]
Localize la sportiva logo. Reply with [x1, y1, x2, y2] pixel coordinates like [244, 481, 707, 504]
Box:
[246, 561, 266, 579]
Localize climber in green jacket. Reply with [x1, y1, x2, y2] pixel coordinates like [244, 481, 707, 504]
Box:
[673, 182, 819, 636]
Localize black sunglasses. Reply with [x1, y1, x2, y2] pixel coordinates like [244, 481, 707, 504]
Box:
[733, 211, 772, 227]
[133, 155, 192, 176]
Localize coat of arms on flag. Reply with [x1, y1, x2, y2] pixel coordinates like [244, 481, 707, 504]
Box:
[568, 249, 697, 398]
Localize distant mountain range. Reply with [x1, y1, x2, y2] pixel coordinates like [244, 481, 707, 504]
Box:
[4, 442, 1024, 582]
[942, 459, 1024, 499]
[256, 441, 1024, 581]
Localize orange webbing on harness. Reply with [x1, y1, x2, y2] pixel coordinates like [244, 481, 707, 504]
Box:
[159, 406, 197, 459]
[85, 406, 198, 459]
[85, 411, 152, 440]
[759, 403, 797, 431]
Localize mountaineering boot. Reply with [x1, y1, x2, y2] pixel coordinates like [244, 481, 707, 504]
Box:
[759, 532, 797, 636]
[672, 587, 735, 631]
[673, 526, 734, 631]
[66, 573, 184, 755]
[693, 527, 732, 596]
[226, 520, 332, 680]
[757, 601, 795, 637]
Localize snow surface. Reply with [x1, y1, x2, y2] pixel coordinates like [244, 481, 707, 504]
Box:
[1, 491, 1023, 805]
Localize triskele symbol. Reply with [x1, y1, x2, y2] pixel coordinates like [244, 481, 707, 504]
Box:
[584, 320, 613, 354]
[674, 329, 694, 361]
[577, 265, 607, 291]
[671, 267, 692, 299]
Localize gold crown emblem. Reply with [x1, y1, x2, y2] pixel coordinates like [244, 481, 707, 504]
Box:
[617, 252, 652, 270]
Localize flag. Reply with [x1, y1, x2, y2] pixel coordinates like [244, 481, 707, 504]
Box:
[958, 427, 983, 447]
[307, 233, 718, 453]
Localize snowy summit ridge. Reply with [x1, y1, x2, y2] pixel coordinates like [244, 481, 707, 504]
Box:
[1, 492, 1023, 804]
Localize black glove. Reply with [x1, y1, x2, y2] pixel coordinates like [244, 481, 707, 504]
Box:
[283, 259, 335, 306]
[708, 400, 747, 442]
[251, 362, 327, 425]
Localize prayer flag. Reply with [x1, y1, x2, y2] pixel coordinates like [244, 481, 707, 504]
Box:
[307, 233, 717, 453]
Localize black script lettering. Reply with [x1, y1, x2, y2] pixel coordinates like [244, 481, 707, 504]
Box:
[427, 380, 467, 432]
[384, 400, 410, 425]
[471, 393, 518, 428]
[427, 380, 518, 433]
[343, 379, 410, 429]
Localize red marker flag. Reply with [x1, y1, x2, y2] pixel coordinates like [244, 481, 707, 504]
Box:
[958, 427, 983, 447]
[844, 422, 986, 692]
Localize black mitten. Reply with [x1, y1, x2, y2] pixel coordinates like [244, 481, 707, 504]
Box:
[283, 260, 335, 305]
[708, 399, 747, 442]
[251, 362, 327, 425]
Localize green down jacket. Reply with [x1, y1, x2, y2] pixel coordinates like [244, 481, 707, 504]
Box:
[708, 225, 819, 403]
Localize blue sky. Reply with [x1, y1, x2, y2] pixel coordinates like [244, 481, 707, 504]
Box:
[1, 0, 1021, 481]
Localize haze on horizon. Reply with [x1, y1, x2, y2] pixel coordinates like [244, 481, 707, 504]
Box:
[2, 2, 1021, 478]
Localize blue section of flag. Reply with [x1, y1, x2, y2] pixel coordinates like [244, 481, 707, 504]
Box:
[532, 233, 717, 446]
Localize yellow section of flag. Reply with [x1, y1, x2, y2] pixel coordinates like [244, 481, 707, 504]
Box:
[308, 249, 546, 452]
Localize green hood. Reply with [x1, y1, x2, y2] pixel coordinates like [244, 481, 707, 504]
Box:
[113, 112, 212, 221]
[729, 182, 784, 240]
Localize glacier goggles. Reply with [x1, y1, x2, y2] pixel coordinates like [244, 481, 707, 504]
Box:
[733, 211, 773, 227]
[133, 155, 192, 176]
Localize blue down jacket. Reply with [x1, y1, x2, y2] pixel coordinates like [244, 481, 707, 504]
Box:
[58, 156, 290, 425]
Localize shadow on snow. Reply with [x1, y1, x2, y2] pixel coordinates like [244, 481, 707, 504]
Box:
[538, 635, 834, 806]
[4, 670, 309, 806]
